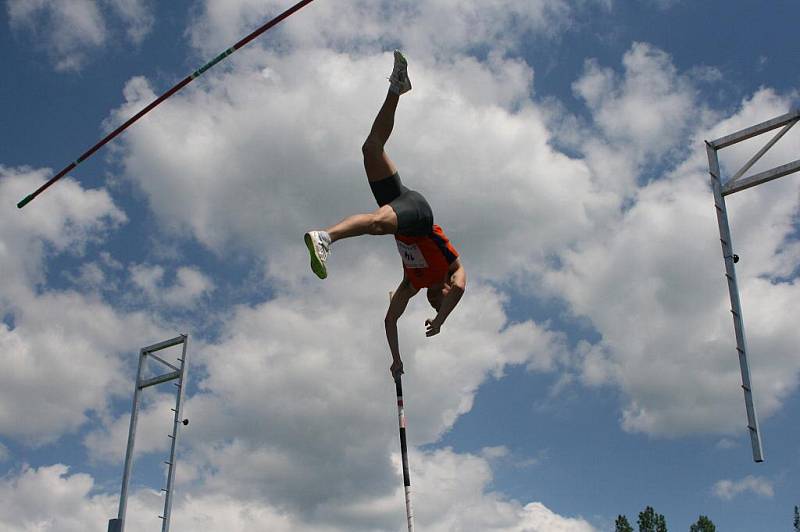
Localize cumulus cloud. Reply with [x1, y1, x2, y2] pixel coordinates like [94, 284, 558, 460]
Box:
[84, 392, 177, 464]
[187, 0, 600, 58]
[0, 458, 593, 532]
[4, 0, 799, 529]
[130, 264, 215, 307]
[0, 167, 169, 443]
[7, 0, 154, 71]
[111, 48, 599, 288]
[570, 42, 704, 196]
[712, 475, 775, 500]
[547, 55, 800, 437]
[407, 448, 594, 532]
[0, 464, 170, 532]
[171, 265, 568, 523]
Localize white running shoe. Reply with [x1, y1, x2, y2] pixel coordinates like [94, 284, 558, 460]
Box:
[389, 50, 412, 95]
[304, 231, 331, 279]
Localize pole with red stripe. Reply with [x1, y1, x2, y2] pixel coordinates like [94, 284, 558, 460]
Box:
[17, 0, 317, 209]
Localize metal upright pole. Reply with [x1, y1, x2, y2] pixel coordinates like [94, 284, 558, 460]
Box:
[160, 335, 189, 532]
[114, 349, 147, 532]
[394, 374, 415, 532]
[706, 142, 764, 462]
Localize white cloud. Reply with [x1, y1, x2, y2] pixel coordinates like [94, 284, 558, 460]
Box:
[0, 465, 111, 532]
[715, 437, 739, 450]
[187, 0, 600, 59]
[712, 475, 775, 500]
[571, 42, 703, 195]
[401, 448, 595, 532]
[130, 264, 215, 307]
[0, 464, 169, 532]
[547, 53, 800, 438]
[111, 48, 600, 287]
[6, 0, 154, 71]
[172, 266, 567, 518]
[106, 0, 154, 44]
[110, 0, 800, 447]
[83, 392, 176, 464]
[0, 458, 593, 532]
[0, 167, 171, 444]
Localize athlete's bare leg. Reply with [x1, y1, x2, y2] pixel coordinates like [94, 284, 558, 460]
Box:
[325, 204, 397, 242]
[362, 90, 400, 182]
[304, 52, 410, 278]
[324, 89, 403, 242]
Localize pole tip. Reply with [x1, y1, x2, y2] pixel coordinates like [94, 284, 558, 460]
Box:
[17, 194, 34, 209]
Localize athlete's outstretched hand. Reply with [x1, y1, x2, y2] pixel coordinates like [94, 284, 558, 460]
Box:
[425, 318, 441, 337]
[390, 358, 404, 378]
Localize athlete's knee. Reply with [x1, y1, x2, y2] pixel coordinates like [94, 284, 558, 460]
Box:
[367, 210, 395, 235]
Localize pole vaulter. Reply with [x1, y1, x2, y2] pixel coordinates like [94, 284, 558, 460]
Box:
[17, 0, 316, 209]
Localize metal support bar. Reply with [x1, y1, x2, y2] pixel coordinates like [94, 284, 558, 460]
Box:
[729, 119, 798, 184]
[142, 335, 186, 354]
[140, 371, 181, 389]
[709, 109, 800, 149]
[161, 335, 189, 532]
[706, 143, 764, 462]
[149, 352, 179, 372]
[114, 349, 145, 532]
[723, 159, 800, 196]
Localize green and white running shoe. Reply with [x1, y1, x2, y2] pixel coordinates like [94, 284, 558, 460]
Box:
[389, 50, 412, 95]
[304, 231, 330, 279]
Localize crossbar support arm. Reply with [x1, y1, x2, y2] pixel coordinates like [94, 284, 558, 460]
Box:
[709, 109, 800, 149]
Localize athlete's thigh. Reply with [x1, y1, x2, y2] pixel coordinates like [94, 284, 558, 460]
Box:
[363, 148, 398, 182]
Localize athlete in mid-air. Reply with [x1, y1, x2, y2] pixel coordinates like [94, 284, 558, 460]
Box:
[304, 51, 466, 378]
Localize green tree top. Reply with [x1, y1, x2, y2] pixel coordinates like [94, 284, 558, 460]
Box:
[689, 515, 716, 532]
[615, 515, 634, 532]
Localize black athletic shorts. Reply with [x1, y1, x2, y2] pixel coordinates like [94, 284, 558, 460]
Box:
[369, 172, 433, 236]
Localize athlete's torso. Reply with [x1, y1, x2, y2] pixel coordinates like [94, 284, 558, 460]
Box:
[394, 225, 459, 289]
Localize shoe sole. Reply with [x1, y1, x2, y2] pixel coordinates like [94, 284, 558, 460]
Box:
[304, 233, 327, 279]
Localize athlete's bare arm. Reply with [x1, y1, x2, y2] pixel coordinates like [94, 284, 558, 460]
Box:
[425, 259, 466, 337]
[386, 276, 419, 376]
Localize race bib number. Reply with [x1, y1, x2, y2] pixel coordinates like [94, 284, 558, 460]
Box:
[396, 240, 428, 269]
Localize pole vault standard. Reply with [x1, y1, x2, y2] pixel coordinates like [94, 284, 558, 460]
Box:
[389, 291, 415, 532]
[706, 108, 800, 463]
[17, 0, 317, 210]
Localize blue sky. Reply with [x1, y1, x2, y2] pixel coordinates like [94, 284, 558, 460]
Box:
[1, 1, 799, 531]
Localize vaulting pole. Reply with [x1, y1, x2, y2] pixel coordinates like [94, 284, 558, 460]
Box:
[389, 291, 415, 532]
[17, 0, 317, 209]
[395, 372, 415, 532]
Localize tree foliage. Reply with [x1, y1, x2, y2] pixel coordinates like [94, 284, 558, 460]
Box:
[637, 506, 667, 532]
[615, 515, 634, 532]
[689, 515, 715, 532]
[794, 505, 799, 532]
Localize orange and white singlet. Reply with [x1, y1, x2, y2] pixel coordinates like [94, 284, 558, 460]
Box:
[394, 225, 459, 289]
